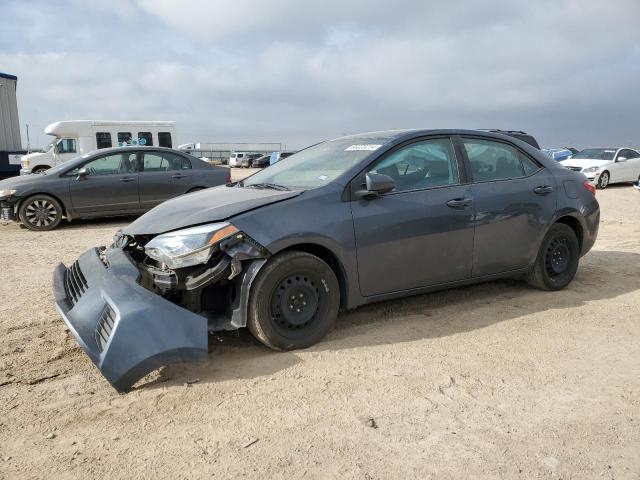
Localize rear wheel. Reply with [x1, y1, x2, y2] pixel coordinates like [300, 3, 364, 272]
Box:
[248, 251, 340, 351]
[597, 171, 609, 189]
[18, 194, 63, 231]
[526, 223, 580, 291]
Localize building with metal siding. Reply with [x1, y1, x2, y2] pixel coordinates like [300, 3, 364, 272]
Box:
[0, 72, 22, 151]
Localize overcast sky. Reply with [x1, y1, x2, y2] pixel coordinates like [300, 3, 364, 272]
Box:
[2, 0, 640, 150]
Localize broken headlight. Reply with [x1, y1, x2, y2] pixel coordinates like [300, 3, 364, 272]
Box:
[144, 222, 239, 269]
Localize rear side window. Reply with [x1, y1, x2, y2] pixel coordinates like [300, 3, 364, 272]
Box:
[118, 132, 132, 146]
[96, 132, 112, 149]
[142, 153, 189, 171]
[158, 132, 172, 148]
[463, 139, 539, 182]
[138, 132, 153, 146]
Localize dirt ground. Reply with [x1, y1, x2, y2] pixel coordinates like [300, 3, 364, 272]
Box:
[1, 178, 639, 479]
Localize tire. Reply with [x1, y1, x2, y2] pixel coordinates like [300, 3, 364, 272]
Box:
[247, 251, 340, 351]
[597, 171, 609, 189]
[18, 194, 63, 231]
[526, 223, 580, 291]
[31, 166, 50, 174]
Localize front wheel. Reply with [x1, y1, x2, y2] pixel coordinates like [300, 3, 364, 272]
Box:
[247, 251, 340, 351]
[18, 194, 63, 231]
[597, 171, 609, 189]
[526, 223, 580, 291]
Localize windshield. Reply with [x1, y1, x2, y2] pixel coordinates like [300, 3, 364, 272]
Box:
[242, 136, 393, 190]
[41, 153, 91, 175]
[571, 149, 616, 160]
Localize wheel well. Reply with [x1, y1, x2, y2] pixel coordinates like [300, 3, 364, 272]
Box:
[32, 165, 51, 172]
[187, 186, 206, 193]
[18, 193, 68, 219]
[555, 216, 583, 250]
[279, 243, 348, 308]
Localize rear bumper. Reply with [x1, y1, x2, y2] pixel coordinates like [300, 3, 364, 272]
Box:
[53, 247, 207, 392]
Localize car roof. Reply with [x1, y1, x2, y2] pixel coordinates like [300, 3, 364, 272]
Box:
[331, 128, 536, 145]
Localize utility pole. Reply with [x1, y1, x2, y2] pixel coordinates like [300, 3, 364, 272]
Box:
[26, 123, 30, 152]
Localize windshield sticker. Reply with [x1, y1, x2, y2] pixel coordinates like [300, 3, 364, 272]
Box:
[316, 175, 329, 181]
[345, 144, 382, 151]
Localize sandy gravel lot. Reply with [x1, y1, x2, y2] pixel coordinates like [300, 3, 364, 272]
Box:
[1, 179, 639, 479]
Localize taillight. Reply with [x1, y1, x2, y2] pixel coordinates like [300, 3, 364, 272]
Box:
[583, 181, 596, 196]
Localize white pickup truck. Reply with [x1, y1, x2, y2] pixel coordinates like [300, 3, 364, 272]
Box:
[20, 120, 176, 174]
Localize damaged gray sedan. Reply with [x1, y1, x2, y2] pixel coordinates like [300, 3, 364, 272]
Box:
[53, 129, 600, 392]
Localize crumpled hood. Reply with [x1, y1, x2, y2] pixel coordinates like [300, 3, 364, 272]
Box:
[560, 159, 611, 170]
[123, 185, 302, 235]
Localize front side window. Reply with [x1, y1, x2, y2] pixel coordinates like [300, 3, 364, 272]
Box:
[138, 132, 153, 146]
[80, 152, 138, 176]
[96, 132, 112, 149]
[368, 138, 459, 192]
[158, 132, 172, 148]
[463, 138, 533, 182]
[57, 138, 76, 154]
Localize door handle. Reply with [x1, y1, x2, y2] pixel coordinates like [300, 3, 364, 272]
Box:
[119, 177, 136, 182]
[446, 198, 473, 208]
[533, 185, 553, 195]
[172, 174, 188, 179]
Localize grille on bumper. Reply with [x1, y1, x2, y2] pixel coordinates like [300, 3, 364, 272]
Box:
[64, 261, 88, 306]
[566, 166, 582, 172]
[95, 305, 116, 353]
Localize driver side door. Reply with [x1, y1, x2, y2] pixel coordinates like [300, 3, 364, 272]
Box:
[68, 151, 141, 215]
[350, 136, 474, 297]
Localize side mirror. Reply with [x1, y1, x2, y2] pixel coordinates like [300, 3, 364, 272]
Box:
[617, 157, 627, 162]
[77, 167, 89, 180]
[355, 172, 395, 198]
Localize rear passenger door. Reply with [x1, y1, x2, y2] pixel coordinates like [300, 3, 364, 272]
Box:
[139, 152, 193, 209]
[458, 137, 557, 277]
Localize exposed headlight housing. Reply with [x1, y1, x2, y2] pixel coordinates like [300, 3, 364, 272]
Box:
[583, 166, 601, 173]
[0, 189, 17, 198]
[144, 222, 239, 269]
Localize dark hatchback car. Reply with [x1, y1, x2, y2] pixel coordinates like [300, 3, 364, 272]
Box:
[52, 129, 599, 391]
[0, 147, 229, 230]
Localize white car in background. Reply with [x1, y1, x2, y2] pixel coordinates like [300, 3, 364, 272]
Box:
[560, 148, 640, 189]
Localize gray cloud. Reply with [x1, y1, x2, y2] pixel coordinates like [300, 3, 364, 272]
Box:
[2, 0, 640, 149]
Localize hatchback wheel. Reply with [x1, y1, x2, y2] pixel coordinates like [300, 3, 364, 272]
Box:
[18, 194, 63, 231]
[526, 223, 580, 291]
[597, 171, 609, 189]
[247, 251, 340, 351]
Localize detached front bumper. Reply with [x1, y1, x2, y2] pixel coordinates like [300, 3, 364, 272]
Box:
[52, 247, 208, 392]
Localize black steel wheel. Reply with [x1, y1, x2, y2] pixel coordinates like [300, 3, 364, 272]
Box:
[248, 251, 340, 351]
[18, 194, 63, 231]
[526, 223, 580, 291]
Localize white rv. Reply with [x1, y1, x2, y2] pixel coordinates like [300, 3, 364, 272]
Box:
[20, 120, 176, 174]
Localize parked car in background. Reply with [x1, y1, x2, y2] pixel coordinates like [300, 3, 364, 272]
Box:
[560, 148, 640, 189]
[251, 154, 271, 168]
[20, 120, 176, 175]
[0, 146, 229, 230]
[479, 129, 540, 149]
[229, 152, 259, 167]
[51, 129, 599, 391]
[542, 148, 573, 161]
[238, 153, 263, 168]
